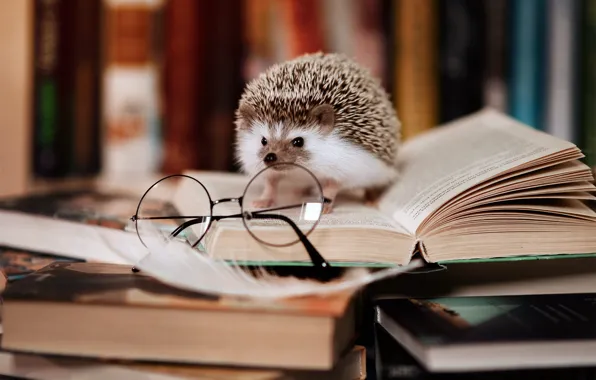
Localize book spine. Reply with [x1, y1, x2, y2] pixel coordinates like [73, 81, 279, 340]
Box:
[437, 0, 486, 123]
[243, 0, 274, 81]
[57, 1, 77, 178]
[100, 0, 164, 179]
[160, 0, 203, 174]
[545, 0, 580, 144]
[201, 0, 245, 172]
[393, 0, 438, 140]
[380, 0, 396, 95]
[320, 0, 357, 57]
[353, 0, 385, 83]
[507, 0, 547, 130]
[483, 0, 508, 112]
[581, 0, 596, 167]
[281, 0, 326, 57]
[32, 0, 65, 178]
[71, 0, 102, 176]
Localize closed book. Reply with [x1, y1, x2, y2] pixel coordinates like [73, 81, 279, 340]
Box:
[1, 262, 359, 370]
[374, 322, 596, 379]
[0, 345, 366, 380]
[374, 293, 596, 372]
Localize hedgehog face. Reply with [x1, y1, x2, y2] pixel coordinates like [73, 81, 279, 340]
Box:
[258, 126, 311, 170]
[235, 119, 313, 174]
[235, 103, 336, 175]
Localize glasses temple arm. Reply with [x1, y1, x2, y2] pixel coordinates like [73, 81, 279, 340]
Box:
[169, 216, 210, 238]
[247, 213, 330, 269]
[166, 213, 331, 270]
[154, 201, 331, 268]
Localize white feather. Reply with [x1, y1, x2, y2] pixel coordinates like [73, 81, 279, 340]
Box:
[100, 218, 423, 299]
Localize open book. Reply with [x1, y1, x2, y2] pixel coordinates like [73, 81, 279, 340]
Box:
[173, 108, 596, 267]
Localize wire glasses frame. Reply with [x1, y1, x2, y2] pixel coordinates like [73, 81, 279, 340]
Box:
[129, 163, 333, 271]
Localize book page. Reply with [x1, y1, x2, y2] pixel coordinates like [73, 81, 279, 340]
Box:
[317, 204, 411, 233]
[214, 203, 411, 234]
[378, 108, 579, 234]
[0, 210, 144, 264]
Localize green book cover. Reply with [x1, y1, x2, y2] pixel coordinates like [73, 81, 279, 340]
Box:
[376, 292, 596, 346]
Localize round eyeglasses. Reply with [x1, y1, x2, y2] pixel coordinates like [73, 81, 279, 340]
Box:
[130, 162, 332, 269]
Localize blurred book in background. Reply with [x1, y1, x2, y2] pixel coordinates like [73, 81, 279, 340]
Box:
[31, 0, 102, 178]
[1, 0, 595, 194]
[101, 0, 165, 179]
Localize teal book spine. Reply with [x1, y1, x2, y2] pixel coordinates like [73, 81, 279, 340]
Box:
[507, 0, 547, 130]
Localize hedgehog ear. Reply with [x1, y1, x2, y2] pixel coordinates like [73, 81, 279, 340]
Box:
[309, 104, 335, 135]
[236, 102, 257, 131]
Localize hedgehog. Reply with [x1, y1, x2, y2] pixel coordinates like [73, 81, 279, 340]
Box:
[234, 52, 401, 213]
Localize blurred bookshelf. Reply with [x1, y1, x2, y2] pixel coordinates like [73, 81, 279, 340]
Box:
[0, 0, 594, 197]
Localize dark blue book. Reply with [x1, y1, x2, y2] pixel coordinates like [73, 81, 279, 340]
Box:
[375, 293, 596, 373]
[373, 322, 596, 379]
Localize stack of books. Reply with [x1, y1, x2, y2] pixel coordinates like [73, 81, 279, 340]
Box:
[0, 169, 367, 378]
[0, 260, 366, 379]
[1, 108, 596, 378]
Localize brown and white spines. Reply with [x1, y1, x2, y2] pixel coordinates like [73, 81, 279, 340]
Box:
[100, 0, 165, 180]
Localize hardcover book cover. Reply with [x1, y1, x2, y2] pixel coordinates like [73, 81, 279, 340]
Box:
[2, 261, 356, 318]
[374, 322, 596, 379]
[0, 246, 81, 282]
[1, 262, 359, 369]
[0, 189, 142, 230]
[378, 293, 596, 344]
[375, 293, 596, 372]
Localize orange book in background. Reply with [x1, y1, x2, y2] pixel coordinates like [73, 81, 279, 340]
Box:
[393, 0, 438, 141]
[243, 0, 274, 80]
[282, 0, 326, 57]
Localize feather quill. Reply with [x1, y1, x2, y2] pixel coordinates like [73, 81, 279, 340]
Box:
[98, 218, 423, 299]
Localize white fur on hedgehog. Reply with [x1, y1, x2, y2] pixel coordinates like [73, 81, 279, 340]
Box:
[236, 121, 399, 191]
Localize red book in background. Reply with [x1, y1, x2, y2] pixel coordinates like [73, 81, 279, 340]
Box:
[201, 0, 246, 172]
[162, 1, 245, 173]
[282, 0, 327, 57]
[161, 0, 205, 174]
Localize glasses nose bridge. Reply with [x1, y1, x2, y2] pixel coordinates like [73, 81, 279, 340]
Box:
[211, 197, 242, 208]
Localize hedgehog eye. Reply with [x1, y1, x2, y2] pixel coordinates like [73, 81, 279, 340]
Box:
[291, 137, 304, 148]
[261, 137, 267, 146]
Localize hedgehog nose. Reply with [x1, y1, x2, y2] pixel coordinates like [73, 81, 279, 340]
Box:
[264, 153, 277, 164]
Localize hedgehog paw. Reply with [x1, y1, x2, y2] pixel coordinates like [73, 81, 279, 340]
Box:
[364, 186, 385, 207]
[320, 179, 340, 214]
[252, 198, 274, 209]
[322, 201, 335, 214]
